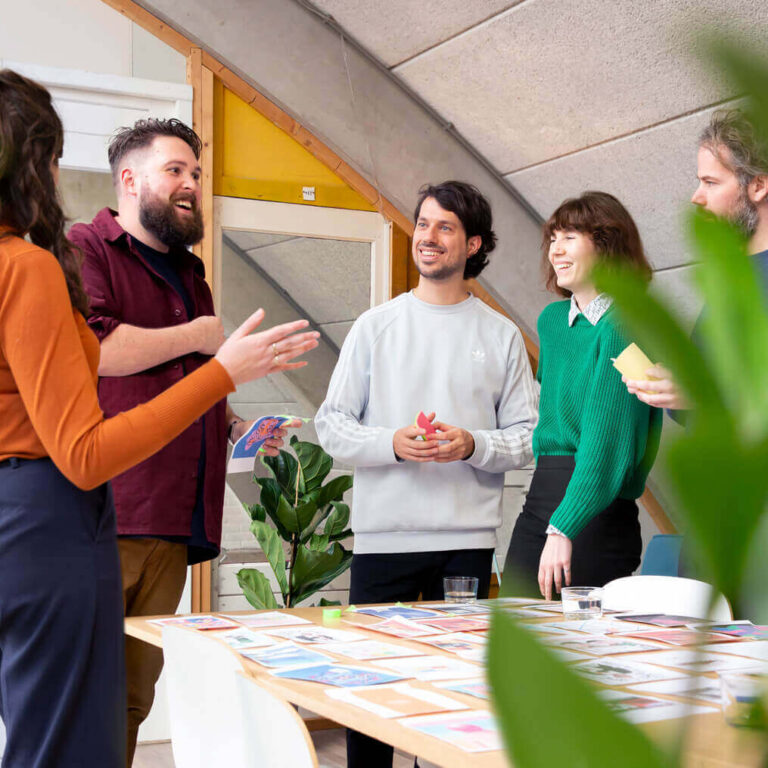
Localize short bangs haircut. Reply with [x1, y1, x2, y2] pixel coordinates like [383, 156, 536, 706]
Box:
[542, 191, 652, 297]
[414, 180, 497, 279]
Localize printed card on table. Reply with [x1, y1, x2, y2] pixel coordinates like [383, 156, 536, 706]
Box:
[227, 415, 292, 474]
[425, 603, 492, 616]
[571, 658, 686, 686]
[546, 619, 645, 635]
[241, 641, 333, 669]
[616, 613, 714, 628]
[598, 690, 717, 724]
[273, 663, 405, 687]
[373, 655, 481, 681]
[315, 640, 426, 661]
[435, 678, 490, 701]
[222, 611, 311, 629]
[354, 606, 442, 621]
[416, 632, 487, 653]
[627, 676, 725, 705]
[618, 628, 740, 646]
[621, 649, 764, 674]
[326, 682, 469, 718]
[399, 710, 502, 753]
[417, 616, 490, 633]
[265, 626, 367, 644]
[518, 623, 574, 636]
[705, 622, 768, 640]
[148, 614, 240, 631]
[357, 616, 442, 639]
[699, 640, 768, 662]
[456, 647, 486, 663]
[218, 628, 276, 650]
[543, 635, 663, 657]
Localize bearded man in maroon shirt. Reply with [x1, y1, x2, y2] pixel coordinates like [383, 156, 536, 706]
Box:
[69, 118, 293, 765]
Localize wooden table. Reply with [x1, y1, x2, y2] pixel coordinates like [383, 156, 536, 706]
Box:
[125, 605, 768, 768]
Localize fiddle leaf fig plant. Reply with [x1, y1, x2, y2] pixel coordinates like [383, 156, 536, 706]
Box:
[237, 435, 353, 609]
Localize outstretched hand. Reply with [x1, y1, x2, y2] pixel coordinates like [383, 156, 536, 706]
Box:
[538, 534, 572, 601]
[393, 412, 440, 462]
[623, 364, 689, 410]
[215, 309, 320, 386]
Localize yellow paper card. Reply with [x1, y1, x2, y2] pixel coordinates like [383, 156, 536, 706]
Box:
[611, 343, 657, 386]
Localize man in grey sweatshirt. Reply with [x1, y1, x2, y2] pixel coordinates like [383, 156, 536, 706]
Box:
[315, 180, 538, 768]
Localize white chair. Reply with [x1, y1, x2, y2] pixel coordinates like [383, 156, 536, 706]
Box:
[235, 671, 320, 768]
[162, 625, 248, 768]
[602, 575, 732, 621]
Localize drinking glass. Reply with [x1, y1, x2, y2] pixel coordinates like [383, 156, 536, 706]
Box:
[561, 586, 603, 619]
[443, 576, 479, 603]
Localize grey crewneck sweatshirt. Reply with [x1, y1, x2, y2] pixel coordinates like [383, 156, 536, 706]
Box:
[315, 291, 538, 554]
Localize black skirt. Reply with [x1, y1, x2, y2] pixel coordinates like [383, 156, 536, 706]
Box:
[503, 455, 641, 598]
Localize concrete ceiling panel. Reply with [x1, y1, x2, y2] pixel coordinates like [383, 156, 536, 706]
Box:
[246, 237, 371, 324]
[394, 0, 768, 172]
[310, 0, 521, 67]
[321, 321, 354, 348]
[225, 230, 298, 251]
[650, 265, 702, 333]
[505, 105, 732, 270]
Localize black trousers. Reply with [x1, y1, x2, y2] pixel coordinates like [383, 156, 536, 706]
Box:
[346, 548, 493, 768]
[0, 458, 126, 768]
[503, 456, 641, 598]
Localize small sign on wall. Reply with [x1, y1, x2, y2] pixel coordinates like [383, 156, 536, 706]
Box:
[302, 186, 316, 201]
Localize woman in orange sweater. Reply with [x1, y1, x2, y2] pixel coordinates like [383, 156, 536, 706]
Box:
[0, 69, 319, 768]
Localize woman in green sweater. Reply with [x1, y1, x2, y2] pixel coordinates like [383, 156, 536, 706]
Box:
[503, 191, 662, 600]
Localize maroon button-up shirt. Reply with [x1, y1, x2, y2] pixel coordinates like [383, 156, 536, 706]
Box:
[69, 208, 227, 546]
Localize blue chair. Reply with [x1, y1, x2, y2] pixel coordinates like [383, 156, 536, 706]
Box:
[640, 534, 684, 576]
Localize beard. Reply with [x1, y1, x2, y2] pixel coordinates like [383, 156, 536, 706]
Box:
[138, 189, 204, 247]
[731, 186, 759, 238]
[414, 244, 465, 281]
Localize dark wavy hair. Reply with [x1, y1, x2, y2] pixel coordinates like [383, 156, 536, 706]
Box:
[0, 69, 89, 315]
[414, 181, 497, 279]
[108, 118, 201, 183]
[542, 191, 652, 297]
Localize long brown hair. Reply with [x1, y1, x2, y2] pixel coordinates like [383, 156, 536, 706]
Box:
[0, 69, 89, 315]
[541, 191, 652, 297]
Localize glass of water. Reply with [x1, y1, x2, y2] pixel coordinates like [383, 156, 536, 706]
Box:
[443, 576, 479, 604]
[719, 672, 768, 728]
[561, 586, 603, 619]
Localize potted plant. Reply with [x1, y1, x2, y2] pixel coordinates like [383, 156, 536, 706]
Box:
[237, 435, 353, 609]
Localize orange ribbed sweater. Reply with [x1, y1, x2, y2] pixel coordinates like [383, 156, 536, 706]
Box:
[0, 232, 234, 490]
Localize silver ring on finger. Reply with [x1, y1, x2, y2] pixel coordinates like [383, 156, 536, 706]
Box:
[272, 342, 278, 358]
[274, 353, 280, 364]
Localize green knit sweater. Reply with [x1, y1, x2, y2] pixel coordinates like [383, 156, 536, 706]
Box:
[534, 300, 662, 539]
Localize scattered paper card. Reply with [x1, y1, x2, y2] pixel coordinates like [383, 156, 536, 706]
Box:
[611, 343, 657, 390]
[425, 603, 492, 616]
[598, 689, 716, 723]
[456, 647, 486, 663]
[544, 636, 662, 657]
[148, 614, 240, 631]
[374, 655, 481, 681]
[241, 641, 332, 669]
[265, 626, 366, 644]
[518, 623, 574, 636]
[622, 649, 762, 674]
[616, 613, 713, 628]
[315, 640, 426, 661]
[273, 663, 405, 687]
[399, 710, 501, 753]
[416, 632, 487, 653]
[435, 679, 490, 701]
[227, 415, 293, 474]
[218, 628, 276, 650]
[571, 658, 686, 686]
[627, 676, 725, 705]
[545, 619, 644, 635]
[360, 617, 442, 639]
[705, 622, 768, 640]
[417, 616, 489, 633]
[618, 628, 738, 646]
[223, 611, 311, 629]
[699, 640, 768, 662]
[326, 682, 469, 718]
[355, 606, 442, 621]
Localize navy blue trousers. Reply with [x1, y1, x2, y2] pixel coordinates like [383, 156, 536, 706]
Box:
[0, 458, 125, 768]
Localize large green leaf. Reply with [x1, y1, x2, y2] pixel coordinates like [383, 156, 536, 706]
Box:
[488, 611, 672, 768]
[272, 494, 317, 534]
[263, 449, 304, 499]
[254, 478, 291, 540]
[236, 568, 279, 610]
[290, 436, 334, 492]
[250, 520, 289, 599]
[299, 503, 335, 544]
[308, 532, 330, 551]
[311, 475, 353, 508]
[291, 543, 353, 605]
[245, 503, 266, 523]
[324, 501, 350, 537]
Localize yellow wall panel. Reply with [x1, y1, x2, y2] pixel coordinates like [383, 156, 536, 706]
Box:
[213, 81, 375, 211]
